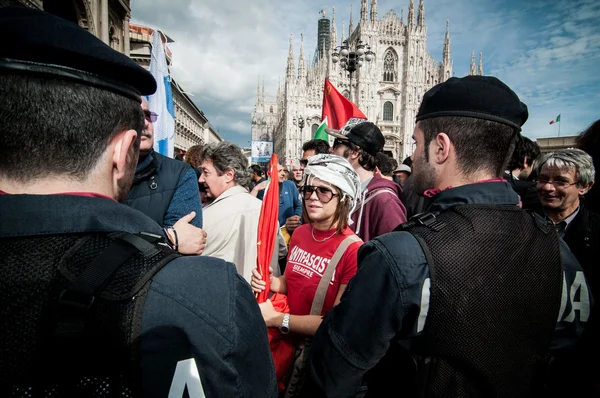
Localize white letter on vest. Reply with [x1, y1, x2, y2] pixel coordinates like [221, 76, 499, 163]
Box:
[417, 278, 431, 333]
[564, 271, 590, 323]
[168, 358, 206, 398]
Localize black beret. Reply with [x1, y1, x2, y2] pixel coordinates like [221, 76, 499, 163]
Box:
[416, 75, 528, 131]
[0, 6, 156, 101]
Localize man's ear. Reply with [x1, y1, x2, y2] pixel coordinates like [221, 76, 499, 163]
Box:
[224, 168, 235, 184]
[112, 129, 139, 179]
[432, 132, 452, 164]
[578, 180, 594, 196]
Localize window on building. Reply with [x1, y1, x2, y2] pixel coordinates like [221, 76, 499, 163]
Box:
[311, 124, 319, 135]
[343, 90, 350, 99]
[270, 106, 273, 113]
[383, 101, 393, 121]
[383, 49, 397, 82]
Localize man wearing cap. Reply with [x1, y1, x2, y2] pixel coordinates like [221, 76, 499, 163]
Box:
[304, 76, 591, 397]
[0, 6, 276, 397]
[393, 164, 412, 186]
[327, 119, 407, 241]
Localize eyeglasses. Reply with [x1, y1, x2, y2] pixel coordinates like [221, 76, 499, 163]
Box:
[536, 177, 580, 189]
[143, 110, 158, 123]
[333, 138, 355, 150]
[301, 185, 338, 203]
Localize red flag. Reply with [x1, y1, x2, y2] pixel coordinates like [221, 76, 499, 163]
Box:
[255, 154, 294, 391]
[321, 78, 366, 129]
[256, 153, 280, 303]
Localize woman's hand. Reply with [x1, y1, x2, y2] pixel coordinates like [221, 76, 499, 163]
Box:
[251, 267, 269, 292]
[251, 267, 282, 293]
[258, 299, 283, 328]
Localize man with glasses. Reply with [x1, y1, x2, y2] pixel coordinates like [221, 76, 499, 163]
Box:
[535, 148, 598, 397]
[327, 119, 407, 241]
[125, 96, 206, 255]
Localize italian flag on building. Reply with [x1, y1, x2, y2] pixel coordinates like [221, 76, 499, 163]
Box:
[549, 114, 561, 124]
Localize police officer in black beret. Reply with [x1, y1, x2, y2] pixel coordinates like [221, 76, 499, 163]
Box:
[303, 76, 592, 397]
[0, 6, 276, 397]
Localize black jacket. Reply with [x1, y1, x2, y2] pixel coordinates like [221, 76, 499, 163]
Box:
[0, 194, 277, 397]
[125, 150, 194, 227]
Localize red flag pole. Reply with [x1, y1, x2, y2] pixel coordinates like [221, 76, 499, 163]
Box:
[255, 153, 280, 303]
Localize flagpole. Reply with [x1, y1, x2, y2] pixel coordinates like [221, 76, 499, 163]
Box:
[558, 120, 561, 137]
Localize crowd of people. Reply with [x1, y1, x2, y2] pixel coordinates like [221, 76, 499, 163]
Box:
[0, 5, 597, 398]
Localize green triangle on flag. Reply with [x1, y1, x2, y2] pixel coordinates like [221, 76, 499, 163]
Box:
[313, 117, 329, 141]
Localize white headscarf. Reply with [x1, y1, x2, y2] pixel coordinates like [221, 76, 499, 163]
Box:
[302, 154, 361, 214]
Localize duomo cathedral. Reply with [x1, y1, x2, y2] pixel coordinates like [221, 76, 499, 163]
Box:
[251, 0, 483, 163]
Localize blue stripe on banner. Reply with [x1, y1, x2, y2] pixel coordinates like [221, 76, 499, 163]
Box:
[164, 76, 175, 118]
[158, 138, 168, 156]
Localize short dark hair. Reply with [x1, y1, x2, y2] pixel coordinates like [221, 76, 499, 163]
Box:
[389, 157, 399, 171]
[506, 135, 541, 171]
[250, 164, 264, 177]
[302, 139, 330, 155]
[0, 74, 143, 182]
[419, 116, 517, 177]
[375, 152, 394, 176]
[402, 156, 413, 167]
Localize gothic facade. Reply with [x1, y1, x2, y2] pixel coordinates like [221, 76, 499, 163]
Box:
[252, 0, 482, 164]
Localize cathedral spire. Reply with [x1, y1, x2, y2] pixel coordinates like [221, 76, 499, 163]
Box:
[360, 0, 368, 24]
[370, 0, 378, 24]
[408, 0, 415, 31]
[256, 75, 262, 105]
[469, 51, 476, 75]
[349, 5, 354, 34]
[478, 52, 483, 75]
[443, 20, 450, 62]
[286, 34, 295, 81]
[417, 0, 425, 29]
[331, 7, 337, 50]
[341, 19, 346, 43]
[298, 33, 306, 80]
[261, 78, 265, 101]
[277, 76, 281, 99]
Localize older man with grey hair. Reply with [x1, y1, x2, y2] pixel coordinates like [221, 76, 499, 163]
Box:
[536, 147, 599, 396]
[199, 142, 278, 281]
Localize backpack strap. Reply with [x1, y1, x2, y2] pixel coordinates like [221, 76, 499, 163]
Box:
[309, 235, 361, 316]
[355, 188, 398, 233]
[394, 211, 446, 232]
[54, 231, 175, 339]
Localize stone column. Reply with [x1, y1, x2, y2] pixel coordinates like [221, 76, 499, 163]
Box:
[123, 15, 130, 56]
[100, 0, 109, 44]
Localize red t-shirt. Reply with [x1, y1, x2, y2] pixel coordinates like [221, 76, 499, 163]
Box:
[284, 224, 362, 316]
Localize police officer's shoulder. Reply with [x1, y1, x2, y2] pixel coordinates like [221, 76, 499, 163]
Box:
[148, 256, 250, 321]
[361, 230, 426, 268]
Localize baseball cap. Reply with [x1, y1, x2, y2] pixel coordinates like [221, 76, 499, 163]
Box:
[394, 164, 412, 174]
[326, 118, 385, 156]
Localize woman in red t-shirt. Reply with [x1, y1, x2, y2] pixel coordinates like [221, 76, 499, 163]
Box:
[251, 153, 363, 343]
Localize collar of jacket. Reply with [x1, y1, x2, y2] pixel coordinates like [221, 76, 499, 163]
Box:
[427, 181, 519, 213]
[204, 185, 250, 208]
[0, 194, 164, 238]
[133, 150, 159, 185]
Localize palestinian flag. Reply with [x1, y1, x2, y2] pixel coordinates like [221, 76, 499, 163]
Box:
[549, 114, 561, 124]
[313, 117, 329, 141]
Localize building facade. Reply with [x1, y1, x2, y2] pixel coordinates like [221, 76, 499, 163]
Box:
[4, 0, 222, 153]
[252, 0, 481, 163]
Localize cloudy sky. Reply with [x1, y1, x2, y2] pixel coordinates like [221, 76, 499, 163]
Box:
[131, 0, 600, 148]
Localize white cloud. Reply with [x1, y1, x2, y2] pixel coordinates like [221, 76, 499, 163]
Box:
[131, 0, 600, 145]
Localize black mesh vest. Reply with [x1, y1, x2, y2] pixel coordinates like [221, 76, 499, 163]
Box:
[403, 205, 563, 397]
[0, 231, 179, 397]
